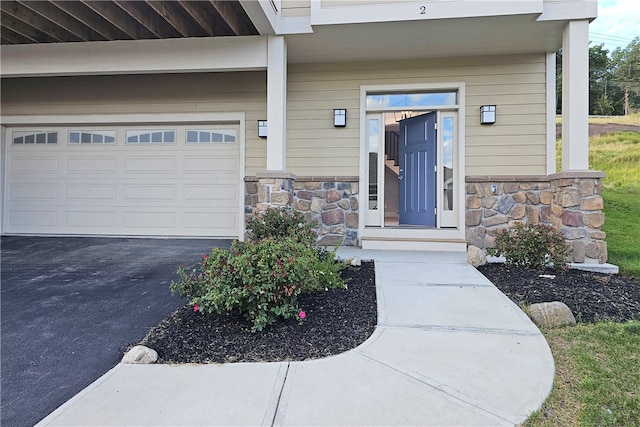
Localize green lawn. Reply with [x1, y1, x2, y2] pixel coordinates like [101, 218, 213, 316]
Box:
[590, 131, 640, 194]
[526, 321, 640, 427]
[603, 189, 640, 278]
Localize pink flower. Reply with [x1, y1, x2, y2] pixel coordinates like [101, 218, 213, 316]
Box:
[193, 304, 200, 312]
[299, 311, 306, 319]
[202, 254, 208, 260]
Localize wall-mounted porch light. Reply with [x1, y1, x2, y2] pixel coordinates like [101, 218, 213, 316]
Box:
[258, 120, 267, 138]
[334, 109, 347, 127]
[480, 105, 496, 125]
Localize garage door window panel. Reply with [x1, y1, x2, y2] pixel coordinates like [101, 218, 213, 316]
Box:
[13, 131, 58, 145]
[186, 129, 237, 144]
[69, 131, 116, 144]
[126, 130, 175, 144]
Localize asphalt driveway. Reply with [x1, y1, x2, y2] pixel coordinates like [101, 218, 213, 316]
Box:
[1, 236, 230, 427]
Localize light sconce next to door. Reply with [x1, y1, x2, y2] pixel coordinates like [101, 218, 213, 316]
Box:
[258, 120, 267, 138]
[480, 105, 496, 125]
[334, 109, 347, 127]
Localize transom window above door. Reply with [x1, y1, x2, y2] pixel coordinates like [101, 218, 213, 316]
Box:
[366, 92, 457, 110]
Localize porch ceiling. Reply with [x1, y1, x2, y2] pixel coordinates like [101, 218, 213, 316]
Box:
[286, 14, 566, 63]
[0, 0, 257, 45]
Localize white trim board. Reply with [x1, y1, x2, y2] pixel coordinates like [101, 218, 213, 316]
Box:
[0, 37, 268, 78]
[1, 113, 245, 126]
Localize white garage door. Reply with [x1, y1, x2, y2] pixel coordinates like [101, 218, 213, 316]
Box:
[4, 125, 241, 237]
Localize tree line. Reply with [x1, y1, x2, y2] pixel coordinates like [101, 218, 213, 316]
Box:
[556, 36, 640, 116]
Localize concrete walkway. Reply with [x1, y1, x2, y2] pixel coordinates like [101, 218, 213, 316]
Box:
[36, 250, 554, 426]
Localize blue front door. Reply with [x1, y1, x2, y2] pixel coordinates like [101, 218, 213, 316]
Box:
[398, 112, 437, 226]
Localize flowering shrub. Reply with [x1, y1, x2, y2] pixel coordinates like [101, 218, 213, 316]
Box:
[489, 223, 571, 270]
[171, 208, 345, 332]
[246, 207, 317, 247]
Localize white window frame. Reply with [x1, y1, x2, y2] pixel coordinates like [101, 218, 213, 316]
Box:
[365, 113, 384, 227]
[438, 111, 458, 228]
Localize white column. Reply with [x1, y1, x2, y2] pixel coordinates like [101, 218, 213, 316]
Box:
[561, 20, 590, 171]
[546, 52, 557, 174]
[266, 35, 287, 171]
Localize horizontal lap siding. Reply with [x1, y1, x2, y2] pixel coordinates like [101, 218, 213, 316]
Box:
[2, 54, 547, 178]
[0, 72, 268, 175]
[288, 53, 547, 177]
[282, 0, 310, 17]
[287, 67, 360, 176]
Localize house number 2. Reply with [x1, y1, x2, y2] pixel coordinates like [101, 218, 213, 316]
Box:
[420, 5, 426, 14]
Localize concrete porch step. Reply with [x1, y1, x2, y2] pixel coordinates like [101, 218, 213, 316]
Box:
[361, 236, 467, 251]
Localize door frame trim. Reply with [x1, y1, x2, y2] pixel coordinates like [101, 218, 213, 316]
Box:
[359, 83, 466, 243]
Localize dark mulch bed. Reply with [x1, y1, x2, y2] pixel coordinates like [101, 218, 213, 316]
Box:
[478, 264, 640, 323]
[139, 261, 640, 364]
[139, 262, 377, 364]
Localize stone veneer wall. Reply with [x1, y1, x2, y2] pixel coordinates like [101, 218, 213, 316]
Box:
[245, 176, 359, 246]
[465, 171, 607, 264]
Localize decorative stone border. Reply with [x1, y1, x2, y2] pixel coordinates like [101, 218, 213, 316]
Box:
[245, 175, 359, 246]
[465, 171, 607, 264]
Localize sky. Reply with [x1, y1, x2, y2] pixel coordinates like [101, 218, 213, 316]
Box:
[589, 0, 640, 51]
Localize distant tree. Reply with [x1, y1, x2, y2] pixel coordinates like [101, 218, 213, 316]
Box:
[556, 38, 640, 116]
[610, 37, 640, 115]
[589, 44, 614, 115]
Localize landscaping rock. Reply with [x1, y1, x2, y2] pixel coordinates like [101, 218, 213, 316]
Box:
[467, 245, 486, 267]
[526, 302, 576, 327]
[345, 256, 362, 266]
[122, 345, 158, 364]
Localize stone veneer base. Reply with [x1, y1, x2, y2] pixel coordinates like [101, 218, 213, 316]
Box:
[245, 176, 359, 246]
[466, 171, 608, 264]
[243, 170, 609, 263]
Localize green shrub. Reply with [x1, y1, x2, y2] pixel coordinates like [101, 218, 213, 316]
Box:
[171, 208, 346, 332]
[489, 223, 571, 270]
[246, 207, 317, 246]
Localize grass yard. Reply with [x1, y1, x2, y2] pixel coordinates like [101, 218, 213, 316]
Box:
[590, 131, 640, 194]
[602, 189, 640, 278]
[525, 321, 640, 427]
[527, 115, 639, 426]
